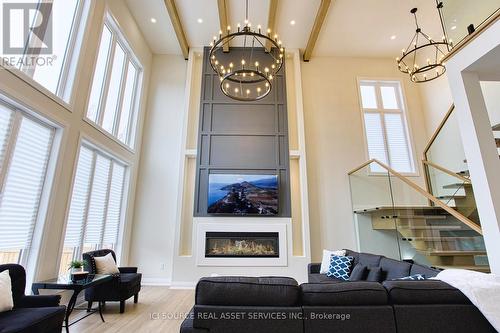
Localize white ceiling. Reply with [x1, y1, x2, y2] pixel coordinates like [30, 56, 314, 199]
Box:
[125, 0, 445, 58]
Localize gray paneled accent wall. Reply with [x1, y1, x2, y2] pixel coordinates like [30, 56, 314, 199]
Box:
[194, 47, 291, 217]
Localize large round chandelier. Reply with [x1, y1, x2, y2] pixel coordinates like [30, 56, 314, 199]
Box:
[209, 0, 284, 101]
[397, 8, 450, 83]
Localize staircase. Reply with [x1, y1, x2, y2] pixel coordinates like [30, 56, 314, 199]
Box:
[354, 206, 489, 272]
[349, 105, 492, 273]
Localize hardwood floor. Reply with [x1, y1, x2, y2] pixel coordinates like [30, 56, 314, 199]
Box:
[69, 287, 194, 333]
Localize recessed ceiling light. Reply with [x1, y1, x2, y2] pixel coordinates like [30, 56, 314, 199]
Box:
[451, 25, 457, 30]
[290, 20, 296, 26]
[197, 18, 203, 24]
[150, 18, 157, 23]
[390, 35, 397, 40]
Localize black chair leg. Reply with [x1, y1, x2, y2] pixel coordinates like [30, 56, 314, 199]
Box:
[120, 300, 125, 313]
[87, 301, 93, 312]
[134, 293, 138, 303]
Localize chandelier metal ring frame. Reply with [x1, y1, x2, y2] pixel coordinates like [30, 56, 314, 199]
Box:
[397, 7, 450, 83]
[209, 0, 285, 101]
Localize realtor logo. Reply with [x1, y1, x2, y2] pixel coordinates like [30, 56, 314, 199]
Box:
[2, 2, 53, 55]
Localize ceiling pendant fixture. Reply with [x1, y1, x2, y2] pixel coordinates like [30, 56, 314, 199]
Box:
[397, 8, 451, 83]
[209, 0, 284, 101]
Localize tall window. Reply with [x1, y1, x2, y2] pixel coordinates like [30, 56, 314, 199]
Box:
[358, 80, 415, 174]
[86, 15, 142, 148]
[60, 144, 127, 273]
[0, 101, 55, 266]
[1, 0, 89, 101]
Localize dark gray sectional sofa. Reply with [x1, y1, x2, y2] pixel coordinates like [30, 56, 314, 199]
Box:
[180, 250, 496, 333]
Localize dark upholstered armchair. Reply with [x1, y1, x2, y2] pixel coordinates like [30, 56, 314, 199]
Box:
[82, 249, 142, 313]
[0, 264, 65, 333]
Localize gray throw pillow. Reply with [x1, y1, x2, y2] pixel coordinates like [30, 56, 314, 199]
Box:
[349, 264, 368, 281]
[366, 267, 383, 282]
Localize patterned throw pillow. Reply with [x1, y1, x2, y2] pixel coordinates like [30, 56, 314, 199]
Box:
[326, 255, 354, 280]
[395, 274, 426, 281]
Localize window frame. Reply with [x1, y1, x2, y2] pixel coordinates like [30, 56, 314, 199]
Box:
[59, 137, 130, 272]
[0, 0, 93, 111]
[357, 78, 418, 176]
[84, 11, 143, 151]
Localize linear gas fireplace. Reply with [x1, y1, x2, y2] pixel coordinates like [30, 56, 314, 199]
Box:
[205, 232, 279, 258]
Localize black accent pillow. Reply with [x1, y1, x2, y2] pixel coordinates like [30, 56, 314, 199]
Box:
[366, 267, 383, 282]
[349, 264, 368, 281]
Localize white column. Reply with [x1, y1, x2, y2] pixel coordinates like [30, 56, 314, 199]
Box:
[447, 69, 500, 273]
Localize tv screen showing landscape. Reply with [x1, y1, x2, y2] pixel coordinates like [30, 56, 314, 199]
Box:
[207, 174, 279, 215]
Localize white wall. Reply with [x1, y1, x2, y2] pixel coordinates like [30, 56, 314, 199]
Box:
[129, 55, 187, 284]
[0, 0, 152, 281]
[300, 56, 429, 262]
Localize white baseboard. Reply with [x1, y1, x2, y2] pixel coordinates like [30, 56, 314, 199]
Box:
[170, 281, 196, 289]
[141, 277, 171, 286]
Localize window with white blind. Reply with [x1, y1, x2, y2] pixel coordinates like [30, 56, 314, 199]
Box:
[85, 14, 142, 148]
[358, 80, 415, 174]
[61, 144, 127, 272]
[0, 102, 55, 266]
[0, 0, 90, 102]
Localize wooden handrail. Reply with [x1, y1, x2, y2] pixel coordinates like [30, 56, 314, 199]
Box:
[423, 104, 455, 157]
[348, 159, 482, 235]
[422, 160, 471, 184]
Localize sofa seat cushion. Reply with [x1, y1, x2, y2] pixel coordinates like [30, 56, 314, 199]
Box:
[383, 280, 471, 305]
[0, 306, 66, 333]
[380, 258, 412, 280]
[308, 274, 344, 284]
[410, 264, 440, 278]
[301, 282, 388, 306]
[196, 276, 300, 307]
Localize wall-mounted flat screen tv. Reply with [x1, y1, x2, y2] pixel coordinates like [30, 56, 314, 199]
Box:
[207, 174, 279, 215]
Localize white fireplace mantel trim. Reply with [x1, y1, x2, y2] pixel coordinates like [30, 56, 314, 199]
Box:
[196, 222, 288, 267]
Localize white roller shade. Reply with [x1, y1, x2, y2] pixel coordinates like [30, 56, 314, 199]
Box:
[64, 146, 93, 248]
[84, 154, 111, 244]
[0, 115, 54, 251]
[63, 144, 128, 252]
[103, 162, 125, 245]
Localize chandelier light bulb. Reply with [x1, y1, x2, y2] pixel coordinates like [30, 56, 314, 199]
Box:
[227, 25, 231, 31]
[229, 62, 234, 68]
[235, 88, 239, 93]
[241, 59, 246, 65]
[246, 89, 250, 95]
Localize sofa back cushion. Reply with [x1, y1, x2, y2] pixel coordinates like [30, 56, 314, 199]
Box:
[410, 263, 440, 277]
[345, 250, 383, 268]
[380, 258, 412, 280]
[196, 276, 300, 307]
[301, 282, 388, 306]
[383, 280, 471, 305]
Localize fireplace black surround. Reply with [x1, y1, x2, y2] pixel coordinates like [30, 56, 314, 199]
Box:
[205, 232, 279, 258]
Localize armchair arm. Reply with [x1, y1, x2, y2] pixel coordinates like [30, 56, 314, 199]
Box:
[308, 263, 321, 274]
[119, 267, 138, 274]
[16, 295, 61, 308]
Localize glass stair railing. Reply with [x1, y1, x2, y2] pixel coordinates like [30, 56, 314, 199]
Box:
[437, 0, 500, 53]
[349, 159, 489, 273]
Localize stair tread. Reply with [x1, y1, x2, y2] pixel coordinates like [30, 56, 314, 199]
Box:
[435, 265, 490, 272]
[418, 250, 487, 256]
[437, 195, 466, 199]
[354, 206, 450, 214]
[404, 236, 481, 241]
[395, 215, 447, 220]
[442, 183, 472, 189]
[399, 225, 463, 230]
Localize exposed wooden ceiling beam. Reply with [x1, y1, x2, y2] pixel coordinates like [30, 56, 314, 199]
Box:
[265, 0, 278, 52]
[303, 0, 332, 62]
[164, 0, 189, 59]
[217, 0, 229, 52]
